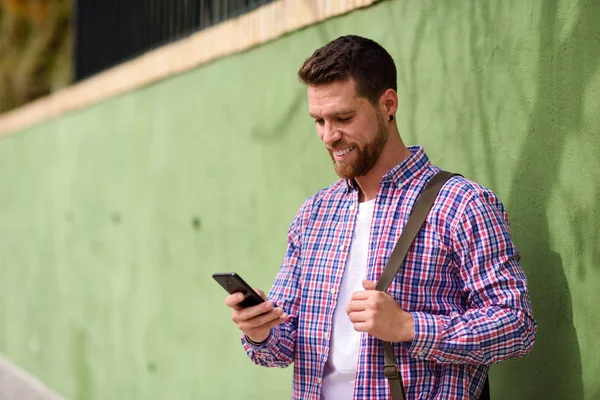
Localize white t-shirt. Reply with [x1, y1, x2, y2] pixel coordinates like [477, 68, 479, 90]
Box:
[321, 199, 375, 400]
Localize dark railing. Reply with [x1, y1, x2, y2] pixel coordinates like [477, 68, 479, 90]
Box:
[74, 0, 275, 82]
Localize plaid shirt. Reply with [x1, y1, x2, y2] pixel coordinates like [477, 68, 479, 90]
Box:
[242, 146, 536, 399]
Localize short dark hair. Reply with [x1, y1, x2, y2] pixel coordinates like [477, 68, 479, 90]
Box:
[298, 35, 397, 104]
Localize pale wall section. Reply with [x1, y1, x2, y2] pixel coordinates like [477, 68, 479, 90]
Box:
[0, 355, 63, 400]
[1, 1, 599, 400]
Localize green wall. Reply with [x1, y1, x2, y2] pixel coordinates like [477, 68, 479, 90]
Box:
[1, 0, 599, 399]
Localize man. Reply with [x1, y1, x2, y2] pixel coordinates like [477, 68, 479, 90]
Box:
[224, 35, 536, 400]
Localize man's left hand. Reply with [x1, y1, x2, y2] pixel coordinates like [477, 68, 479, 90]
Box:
[346, 280, 415, 342]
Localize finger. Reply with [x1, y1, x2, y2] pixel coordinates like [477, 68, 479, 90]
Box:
[352, 321, 372, 333]
[347, 310, 368, 323]
[243, 308, 286, 329]
[258, 312, 290, 331]
[351, 290, 373, 301]
[346, 300, 367, 314]
[362, 280, 377, 290]
[236, 300, 275, 321]
[225, 292, 245, 308]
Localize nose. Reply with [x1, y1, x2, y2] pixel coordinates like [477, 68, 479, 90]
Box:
[321, 121, 342, 146]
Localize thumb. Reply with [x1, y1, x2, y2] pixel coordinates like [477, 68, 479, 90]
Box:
[362, 280, 377, 290]
[254, 288, 268, 301]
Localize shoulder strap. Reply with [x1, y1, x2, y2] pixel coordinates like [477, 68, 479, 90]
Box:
[377, 170, 459, 400]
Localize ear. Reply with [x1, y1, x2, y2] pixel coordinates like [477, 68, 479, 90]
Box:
[379, 88, 398, 120]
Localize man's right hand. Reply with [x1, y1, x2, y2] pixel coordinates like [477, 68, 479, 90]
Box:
[225, 288, 288, 343]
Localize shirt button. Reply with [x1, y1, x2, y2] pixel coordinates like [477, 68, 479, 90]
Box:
[349, 204, 355, 211]
[324, 332, 330, 340]
[339, 244, 345, 251]
[417, 351, 425, 357]
[330, 288, 337, 295]
[317, 378, 322, 384]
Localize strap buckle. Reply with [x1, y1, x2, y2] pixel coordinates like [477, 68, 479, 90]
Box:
[384, 364, 399, 379]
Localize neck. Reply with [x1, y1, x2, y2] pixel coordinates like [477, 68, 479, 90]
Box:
[354, 133, 410, 202]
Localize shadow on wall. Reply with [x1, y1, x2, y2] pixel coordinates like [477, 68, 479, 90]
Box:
[390, 0, 599, 398]
[478, 0, 600, 399]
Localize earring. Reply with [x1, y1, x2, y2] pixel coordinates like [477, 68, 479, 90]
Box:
[389, 115, 394, 122]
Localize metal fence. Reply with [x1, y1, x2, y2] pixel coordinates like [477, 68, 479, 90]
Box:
[74, 0, 275, 82]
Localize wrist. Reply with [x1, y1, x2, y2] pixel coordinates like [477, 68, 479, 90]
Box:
[396, 311, 415, 342]
[246, 331, 270, 346]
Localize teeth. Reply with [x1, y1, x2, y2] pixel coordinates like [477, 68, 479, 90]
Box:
[333, 147, 355, 156]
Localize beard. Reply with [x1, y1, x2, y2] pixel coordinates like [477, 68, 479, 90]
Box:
[328, 111, 388, 179]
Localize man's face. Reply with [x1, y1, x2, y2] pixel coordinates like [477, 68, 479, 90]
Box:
[308, 79, 388, 179]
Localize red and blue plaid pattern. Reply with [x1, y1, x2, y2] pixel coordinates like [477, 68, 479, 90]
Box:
[242, 146, 537, 400]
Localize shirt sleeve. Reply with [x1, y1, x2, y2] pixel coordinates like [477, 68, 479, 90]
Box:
[408, 189, 537, 365]
[241, 207, 303, 368]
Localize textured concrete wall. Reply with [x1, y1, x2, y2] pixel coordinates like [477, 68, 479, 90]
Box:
[0, 1, 599, 399]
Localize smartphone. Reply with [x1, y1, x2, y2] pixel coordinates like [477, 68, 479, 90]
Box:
[212, 272, 265, 308]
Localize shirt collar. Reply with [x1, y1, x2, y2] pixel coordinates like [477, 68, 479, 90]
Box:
[345, 145, 430, 192]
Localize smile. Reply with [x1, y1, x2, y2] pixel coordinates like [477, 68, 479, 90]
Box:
[332, 146, 355, 157]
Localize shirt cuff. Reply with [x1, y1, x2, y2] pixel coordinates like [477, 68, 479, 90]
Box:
[408, 312, 443, 359]
[242, 326, 279, 352]
[245, 332, 270, 346]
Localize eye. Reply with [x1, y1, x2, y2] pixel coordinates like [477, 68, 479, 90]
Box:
[315, 119, 325, 125]
[337, 116, 352, 123]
